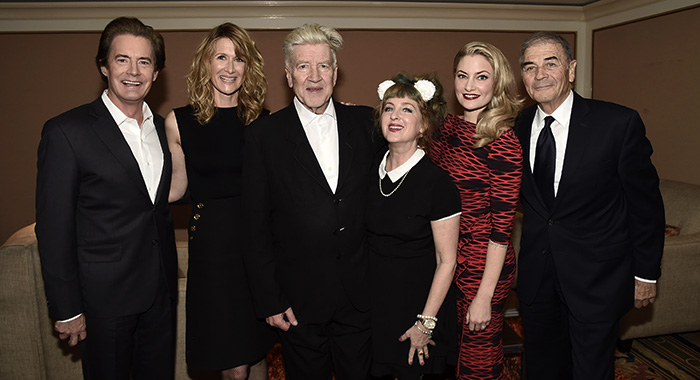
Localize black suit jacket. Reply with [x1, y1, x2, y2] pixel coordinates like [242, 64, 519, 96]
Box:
[514, 92, 664, 323]
[35, 97, 178, 321]
[242, 101, 381, 324]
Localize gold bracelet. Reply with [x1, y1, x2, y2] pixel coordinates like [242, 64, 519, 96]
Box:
[417, 314, 437, 330]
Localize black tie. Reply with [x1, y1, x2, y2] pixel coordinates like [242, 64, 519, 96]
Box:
[534, 116, 556, 207]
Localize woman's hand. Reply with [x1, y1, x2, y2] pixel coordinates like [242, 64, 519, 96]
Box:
[399, 323, 435, 366]
[465, 294, 492, 332]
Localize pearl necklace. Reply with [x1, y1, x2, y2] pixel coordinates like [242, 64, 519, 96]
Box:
[379, 171, 409, 197]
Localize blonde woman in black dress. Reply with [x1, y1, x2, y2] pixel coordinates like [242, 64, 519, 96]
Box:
[165, 23, 275, 380]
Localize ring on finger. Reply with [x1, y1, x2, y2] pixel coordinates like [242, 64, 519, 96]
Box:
[418, 350, 424, 355]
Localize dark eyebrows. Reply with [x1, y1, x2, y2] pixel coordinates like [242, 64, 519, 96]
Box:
[113, 54, 152, 63]
[521, 56, 560, 68]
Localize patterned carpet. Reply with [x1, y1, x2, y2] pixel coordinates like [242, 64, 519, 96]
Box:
[266, 324, 700, 380]
[614, 333, 700, 380]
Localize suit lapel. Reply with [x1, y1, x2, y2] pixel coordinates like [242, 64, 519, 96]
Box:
[153, 115, 170, 205]
[88, 98, 150, 200]
[335, 103, 356, 194]
[281, 104, 334, 195]
[516, 107, 535, 177]
[516, 106, 550, 214]
[554, 93, 591, 208]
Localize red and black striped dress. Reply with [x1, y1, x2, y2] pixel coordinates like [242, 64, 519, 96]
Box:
[430, 114, 522, 380]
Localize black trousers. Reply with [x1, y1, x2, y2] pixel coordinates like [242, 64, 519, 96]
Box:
[278, 288, 371, 380]
[520, 254, 619, 380]
[79, 271, 176, 380]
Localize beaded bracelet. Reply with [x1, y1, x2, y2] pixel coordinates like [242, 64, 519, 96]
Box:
[417, 314, 438, 322]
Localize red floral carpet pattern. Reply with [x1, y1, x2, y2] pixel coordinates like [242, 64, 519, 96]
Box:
[267, 344, 285, 380]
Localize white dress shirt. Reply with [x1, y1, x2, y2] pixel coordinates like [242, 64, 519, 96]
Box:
[294, 97, 340, 193]
[101, 90, 163, 203]
[528, 90, 573, 197]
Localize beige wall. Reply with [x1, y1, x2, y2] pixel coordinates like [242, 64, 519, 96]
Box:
[592, 5, 700, 186]
[0, 29, 564, 240]
[0, 2, 697, 241]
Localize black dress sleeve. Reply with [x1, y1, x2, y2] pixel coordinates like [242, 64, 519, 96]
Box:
[429, 165, 462, 222]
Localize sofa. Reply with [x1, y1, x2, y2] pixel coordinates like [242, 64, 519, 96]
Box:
[618, 179, 700, 340]
[1, 179, 699, 378]
[0, 225, 190, 380]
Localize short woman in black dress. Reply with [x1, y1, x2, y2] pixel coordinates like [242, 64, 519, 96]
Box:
[367, 73, 461, 380]
[165, 23, 276, 380]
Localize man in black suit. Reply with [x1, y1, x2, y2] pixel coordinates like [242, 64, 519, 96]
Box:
[243, 23, 380, 380]
[514, 32, 665, 380]
[35, 17, 177, 380]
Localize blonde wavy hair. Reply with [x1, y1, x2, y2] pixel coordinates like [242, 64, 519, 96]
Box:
[453, 41, 523, 148]
[186, 23, 267, 126]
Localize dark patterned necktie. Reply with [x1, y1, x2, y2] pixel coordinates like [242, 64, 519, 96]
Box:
[534, 116, 556, 207]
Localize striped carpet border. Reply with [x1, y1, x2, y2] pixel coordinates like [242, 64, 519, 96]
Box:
[626, 334, 700, 379]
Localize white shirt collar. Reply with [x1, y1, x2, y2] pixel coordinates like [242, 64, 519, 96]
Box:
[101, 89, 154, 127]
[536, 90, 574, 128]
[294, 96, 336, 127]
[379, 148, 425, 182]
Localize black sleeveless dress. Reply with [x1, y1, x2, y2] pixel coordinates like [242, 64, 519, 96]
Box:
[174, 105, 276, 370]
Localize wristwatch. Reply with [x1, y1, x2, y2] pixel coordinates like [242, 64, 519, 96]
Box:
[417, 314, 437, 330]
[420, 318, 436, 330]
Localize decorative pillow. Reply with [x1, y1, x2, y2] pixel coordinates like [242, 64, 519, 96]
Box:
[665, 224, 681, 237]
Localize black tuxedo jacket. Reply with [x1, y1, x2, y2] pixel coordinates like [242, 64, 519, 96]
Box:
[514, 92, 665, 323]
[36, 97, 178, 321]
[242, 101, 382, 324]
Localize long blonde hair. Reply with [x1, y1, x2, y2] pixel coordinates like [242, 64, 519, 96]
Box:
[186, 23, 267, 126]
[453, 41, 523, 148]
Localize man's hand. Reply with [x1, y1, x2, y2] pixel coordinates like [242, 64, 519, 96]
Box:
[54, 314, 87, 346]
[634, 280, 657, 308]
[265, 307, 298, 331]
